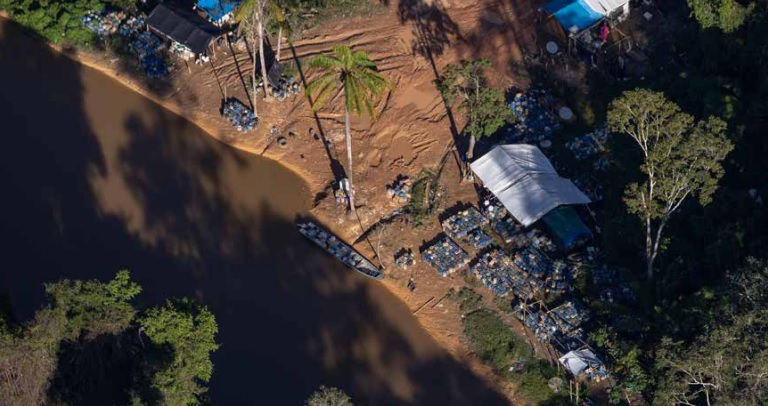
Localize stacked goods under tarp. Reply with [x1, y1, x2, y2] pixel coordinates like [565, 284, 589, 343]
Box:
[222, 99, 257, 132]
[541, 206, 593, 251]
[470, 144, 591, 228]
[421, 235, 471, 277]
[442, 207, 488, 240]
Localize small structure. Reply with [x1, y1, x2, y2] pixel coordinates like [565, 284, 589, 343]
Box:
[196, 0, 242, 26]
[559, 349, 609, 381]
[147, 3, 221, 56]
[541, 206, 592, 251]
[470, 144, 591, 227]
[542, 0, 629, 34]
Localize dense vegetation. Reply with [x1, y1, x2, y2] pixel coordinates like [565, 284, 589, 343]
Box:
[561, 1, 768, 404]
[452, 288, 570, 405]
[0, 271, 218, 405]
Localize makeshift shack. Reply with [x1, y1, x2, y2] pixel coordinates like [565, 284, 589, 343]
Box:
[542, 0, 629, 34]
[196, 0, 242, 25]
[559, 349, 609, 380]
[147, 3, 221, 56]
[470, 144, 591, 227]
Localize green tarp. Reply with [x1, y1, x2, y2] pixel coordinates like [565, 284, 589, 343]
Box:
[541, 206, 592, 250]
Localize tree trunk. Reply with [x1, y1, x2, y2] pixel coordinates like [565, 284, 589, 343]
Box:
[466, 133, 476, 160]
[257, 18, 270, 99]
[250, 33, 258, 114]
[344, 107, 356, 214]
[647, 216, 669, 280]
[645, 215, 653, 280]
[276, 26, 283, 62]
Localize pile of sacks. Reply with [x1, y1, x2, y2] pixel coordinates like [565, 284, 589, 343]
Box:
[222, 99, 258, 132]
[505, 89, 562, 144]
[386, 176, 412, 204]
[82, 11, 145, 38]
[129, 32, 171, 78]
[421, 236, 471, 277]
[565, 127, 609, 160]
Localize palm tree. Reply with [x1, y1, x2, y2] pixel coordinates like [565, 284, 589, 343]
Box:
[236, 0, 272, 109]
[306, 45, 392, 212]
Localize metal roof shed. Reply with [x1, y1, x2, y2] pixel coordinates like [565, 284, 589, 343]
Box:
[147, 4, 221, 55]
[470, 144, 590, 227]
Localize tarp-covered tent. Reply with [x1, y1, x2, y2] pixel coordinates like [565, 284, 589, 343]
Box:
[147, 4, 221, 55]
[542, 206, 592, 250]
[559, 349, 603, 376]
[542, 0, 603, 32]
[542, 0, 628, 33]
[196, 0, 242, 23]
[470, 145, 590, 227]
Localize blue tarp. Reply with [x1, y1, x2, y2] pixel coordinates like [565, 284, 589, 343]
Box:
[542, 0, 603, 32]
[196, 0, 241, 22]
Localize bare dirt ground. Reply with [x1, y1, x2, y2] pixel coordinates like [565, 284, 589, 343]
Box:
[55, 0, 561, 401]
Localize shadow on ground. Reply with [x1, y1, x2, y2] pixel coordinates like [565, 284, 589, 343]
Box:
[0, 18, 509, 405]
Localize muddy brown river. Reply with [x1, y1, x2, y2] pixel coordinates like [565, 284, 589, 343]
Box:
[0, 19, 508, 405]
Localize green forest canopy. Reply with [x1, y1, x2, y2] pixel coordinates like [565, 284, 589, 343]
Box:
[0, 271, 219, 406]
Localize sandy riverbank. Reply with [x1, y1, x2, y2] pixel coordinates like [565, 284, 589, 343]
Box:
[1, 0, 545, 400]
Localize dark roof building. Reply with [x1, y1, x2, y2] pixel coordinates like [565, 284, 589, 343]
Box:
[147, 3, 221, 54]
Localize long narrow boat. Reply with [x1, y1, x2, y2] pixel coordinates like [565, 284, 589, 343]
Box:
[297, 220, 384, 280]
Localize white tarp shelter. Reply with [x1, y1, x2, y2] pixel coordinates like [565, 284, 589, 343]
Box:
[559, 349, 603, 376]
[470, 144, 590, 227]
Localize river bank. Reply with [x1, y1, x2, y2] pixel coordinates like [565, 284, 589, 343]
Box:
[0, 16, 520, 404]
[0, 3, 538, 402]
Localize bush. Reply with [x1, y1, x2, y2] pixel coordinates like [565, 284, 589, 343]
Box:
[452, 287, 483, 313]
[462, 309, 532, 372]
[405, 170, 438, 225]
[513, 360, 568, 405]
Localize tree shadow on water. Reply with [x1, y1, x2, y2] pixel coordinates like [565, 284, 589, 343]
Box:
[0, 18, 510, 405]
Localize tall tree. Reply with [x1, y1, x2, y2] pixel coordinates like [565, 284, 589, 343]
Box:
[140, 298, 219, 406]
[305, 45, 392, 212]
[0, 271, 141, 405]
[687, 0, 756, 33]
[0, 0, 103, 45]
[653, 258, 767, 406]
[437, 59, 512, 162]
[607, 89, 733, 280]
[236, 0, 272, 111]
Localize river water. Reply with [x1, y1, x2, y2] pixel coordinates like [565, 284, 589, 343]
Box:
[0, 19, 508, 405]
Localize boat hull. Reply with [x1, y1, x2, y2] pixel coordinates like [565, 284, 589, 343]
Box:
[297, 221, 384, 280]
